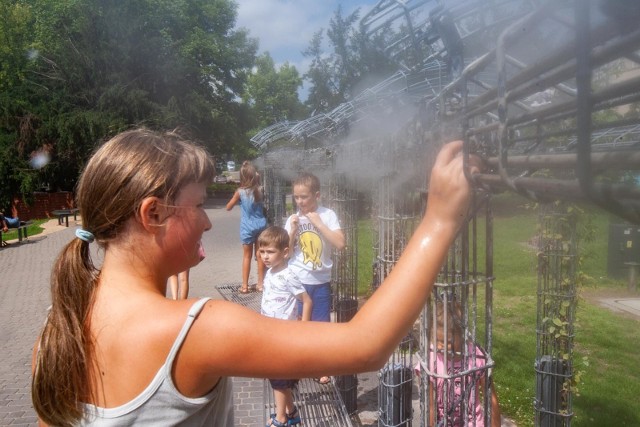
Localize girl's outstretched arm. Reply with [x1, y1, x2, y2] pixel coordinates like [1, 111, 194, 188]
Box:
[180, 140, 479, 381]
[346, 140, 476, 364]
[225, 190, 240, 211]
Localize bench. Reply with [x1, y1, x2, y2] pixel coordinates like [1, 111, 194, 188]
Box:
[51, 208, 79, 227]
[17, 221, 32, 242]
[0, 221, 32, 246]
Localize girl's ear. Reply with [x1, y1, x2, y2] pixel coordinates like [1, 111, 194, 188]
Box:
[138, 196, 163, 233]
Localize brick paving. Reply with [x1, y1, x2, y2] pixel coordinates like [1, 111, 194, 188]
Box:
[0, 197, 535, 427]
[0, 199, 370, 426]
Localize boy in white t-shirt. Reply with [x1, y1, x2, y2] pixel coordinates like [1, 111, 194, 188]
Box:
[285, 172, 345, 384]
[258, 226, 312, 427]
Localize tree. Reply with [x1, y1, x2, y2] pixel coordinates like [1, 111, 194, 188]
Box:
[0, 1, 50, 208]
[302, 6, 396, 114]
[243, 52, 306, 133]
[0, 0, 258, 207]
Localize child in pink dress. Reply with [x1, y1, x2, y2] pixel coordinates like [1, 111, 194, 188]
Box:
[417, 297, 501, 427]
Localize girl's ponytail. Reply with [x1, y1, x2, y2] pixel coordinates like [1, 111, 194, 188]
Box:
[32, 237, 98, 426]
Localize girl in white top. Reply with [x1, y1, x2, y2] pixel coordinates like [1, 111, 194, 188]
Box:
[31, 128, 478, 427]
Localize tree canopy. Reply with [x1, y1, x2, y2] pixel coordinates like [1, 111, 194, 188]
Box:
[302, 6, 396, 114]
[243, 52, 307, 135]
[0, 0, 257, 207]
[0, 1, 397, 210]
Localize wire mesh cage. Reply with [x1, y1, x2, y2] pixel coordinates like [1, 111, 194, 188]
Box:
[373, 143, 425, 426]
[252, 1, 640, 425]
[534, 207, 578, 426]
[417, 193, 495, 427]
[379, 335, 417, 427]
[329, 173, 360, 414]
[261, 155, 289, 227]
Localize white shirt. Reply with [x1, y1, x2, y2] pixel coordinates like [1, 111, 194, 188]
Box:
[284, 206, 341, 285]
[261, 266, 306, 320]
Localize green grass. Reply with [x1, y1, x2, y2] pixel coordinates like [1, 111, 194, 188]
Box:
[357, 219, 375, 296]
[357, 194, 640, 426]
[488, 197, 640, 426]
[1, 219, 48, 241]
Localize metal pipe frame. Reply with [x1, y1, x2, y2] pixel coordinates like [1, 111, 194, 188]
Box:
[253, 2, 640, 424]
[534, 209, 578, 426]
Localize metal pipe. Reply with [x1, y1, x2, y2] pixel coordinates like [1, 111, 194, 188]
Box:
[476, 173, 640, 202]
[485, 151, 640, 170]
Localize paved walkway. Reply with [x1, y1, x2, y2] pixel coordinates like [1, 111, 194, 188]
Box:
[8, 197, 628, 426]
[0, 199, 376, 426]
[0, 200, 256, 425]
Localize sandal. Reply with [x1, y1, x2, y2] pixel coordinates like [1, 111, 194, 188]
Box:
[287, 406, 301, 426]
[266, 414, 288, 427]
[239, 285, 251, 294]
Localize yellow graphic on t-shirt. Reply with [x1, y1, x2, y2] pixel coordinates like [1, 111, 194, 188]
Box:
[299, 231, 323, 270]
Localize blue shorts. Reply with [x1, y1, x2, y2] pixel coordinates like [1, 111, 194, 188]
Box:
[269, 378, 299, 390]
[240, 225, 265, 245]
[297, 282, 331, 322]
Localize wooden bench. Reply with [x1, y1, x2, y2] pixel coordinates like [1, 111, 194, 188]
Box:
[51, 208, 79, 227]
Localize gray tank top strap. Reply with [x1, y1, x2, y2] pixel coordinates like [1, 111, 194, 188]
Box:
[165, 297, 211, 365]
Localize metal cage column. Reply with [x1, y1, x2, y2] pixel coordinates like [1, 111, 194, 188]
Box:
[417, 194, 495, 427]
[329, 172, 360, 414]
[534, 208, 578, 426]
[375, 165, 423, 427]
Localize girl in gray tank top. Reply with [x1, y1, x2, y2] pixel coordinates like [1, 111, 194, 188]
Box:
[31, 130, 475, 427]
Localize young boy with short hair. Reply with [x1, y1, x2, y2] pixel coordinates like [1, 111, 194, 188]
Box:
[258, 226, 312, 427]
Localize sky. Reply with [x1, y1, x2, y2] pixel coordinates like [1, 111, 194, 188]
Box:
[234, 0, 375, 99]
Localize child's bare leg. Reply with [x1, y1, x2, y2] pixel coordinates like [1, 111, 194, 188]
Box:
[177, 270, 189, 299]
[255, 243, 265, 291]
[270, 388, 290, 425]
[168, 275, 178, 300]
[241, 243, 253, 292]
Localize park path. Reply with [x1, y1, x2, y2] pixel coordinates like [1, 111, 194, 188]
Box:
[0, 198, 525, 426]
[0, 199, 253, 426]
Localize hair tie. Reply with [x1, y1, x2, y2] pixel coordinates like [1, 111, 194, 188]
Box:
[75, 228, 95, 243]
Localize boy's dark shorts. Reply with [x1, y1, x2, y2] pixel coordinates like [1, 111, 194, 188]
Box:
[269, 378, 299, 390]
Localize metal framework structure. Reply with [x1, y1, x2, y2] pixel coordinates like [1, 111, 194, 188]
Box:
[254, 0, 640, 425]
[330, 173, 360, 414]
[535, 208, 578, 426]
[374, 161, 423, 426]
[414, 193, 494, 427]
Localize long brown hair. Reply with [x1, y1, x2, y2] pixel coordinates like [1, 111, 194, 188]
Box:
[239, 160, 262, 201]
[31, 128, 214, 426]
